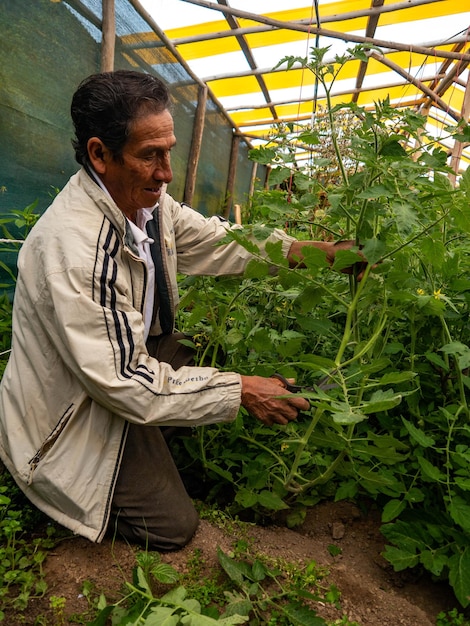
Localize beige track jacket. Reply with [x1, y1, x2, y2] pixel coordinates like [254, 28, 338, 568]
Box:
[0, 168, 295, 541]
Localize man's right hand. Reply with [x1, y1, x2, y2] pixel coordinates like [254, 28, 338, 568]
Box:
[240, 375, 310, 426]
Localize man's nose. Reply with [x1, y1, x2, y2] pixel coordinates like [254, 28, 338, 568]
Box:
[154, 156, 172, 183]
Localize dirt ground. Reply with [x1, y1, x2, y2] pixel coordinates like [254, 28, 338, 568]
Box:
[14, 500, 462, 626]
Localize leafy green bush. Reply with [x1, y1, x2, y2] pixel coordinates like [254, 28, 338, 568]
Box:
[174, 46, 470, 608]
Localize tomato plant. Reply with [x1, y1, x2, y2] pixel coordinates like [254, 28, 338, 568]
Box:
[174, 45, 470, 608]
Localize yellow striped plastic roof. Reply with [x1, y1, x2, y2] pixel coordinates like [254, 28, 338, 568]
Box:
[134, 0, 470, 165]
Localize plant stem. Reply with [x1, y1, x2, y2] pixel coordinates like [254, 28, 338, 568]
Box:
[284, 407, 325, 490]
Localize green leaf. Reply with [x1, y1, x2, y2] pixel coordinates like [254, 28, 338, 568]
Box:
[382, 544, 419, 571]
[226, 328, 245, 346]
[251, 559, 267, 581]
[379, 138, 407, 157]
[217, 547, 245, 585]
[235, 488, 258, 508]
[378, 371, 416, 385]
[361, 389, 402, 414]
[223, 597, 252, 618]
[425, 351, 449, 371]
[257, 490, 289, 511]
[357, 184, 390, 199]
[244, 258, 269, 279]
[298, 129, 320, 145]
[404, 487, 425, 503]
[265, 240, 288, 266]
[449, 496, 470, 533]
[332, 408, 367, 424]
[296, 244, 330, 269]
[160, 586, 188, 604]
[331, 249, 363, 272]
[297, 354, 337, 371]
[361, 237, 387, 265]
[269, 167, 292, 186]
[180, 597, 202, 613]
[448, 547, 470, 608]
[248, 146, 277, 164]
[401, 418, 435, 447]
[218, 614, 249, 626]
[144, 607, 180, 626]
[294, 286, 324, 313]
[417, 456, 445, 481]
[86, 605, 115, 626]
[455, 477, 470, 491]
[382, 499, 406, 523]
[136, 566, 151, 594]
[281, 603, 327, 625]
[152, 563, 180, 585]
[441, 342, 470, 370]
[357, 468, 400, 492]
[217, 613, 250, 624]
[334, 480, 358, 501]
[420, 550, 447, 577]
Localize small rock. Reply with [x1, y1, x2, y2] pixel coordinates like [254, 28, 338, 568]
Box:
[332, 522, 345, 539]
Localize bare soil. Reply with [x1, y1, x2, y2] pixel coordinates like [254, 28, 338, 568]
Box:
[14, 500, 460, 626]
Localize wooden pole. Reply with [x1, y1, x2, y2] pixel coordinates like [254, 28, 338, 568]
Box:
[101, 0, 115, 72]
[224, 134, 241, 219]
[184, 85, 208, 206]
[369, 51, 461, 121]
[249, 161, 258, 200]
[449, 73, 470, 186]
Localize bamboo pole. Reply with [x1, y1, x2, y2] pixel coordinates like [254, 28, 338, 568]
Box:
[449, 73, 470, 185]
[249, 161, 258, 203]
[226, 74, 443, 112]
[224, 134, 241, 219]
[369, 51, 461, 121]
[184, 85, 208, 206]
[101, 0, 115, 71]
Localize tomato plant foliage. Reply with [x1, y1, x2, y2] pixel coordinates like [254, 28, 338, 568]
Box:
[174, 46, 470, 608]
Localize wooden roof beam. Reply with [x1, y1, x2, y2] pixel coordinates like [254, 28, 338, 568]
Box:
[164, 0, 446, 47]
[369, 50, 461, 121]
[226, 74, 445, 111]
[201, 36, 467, 81]
[181, 0, 470, 62]
[352, 0, 384, 103]
[216, 0, 278, 120]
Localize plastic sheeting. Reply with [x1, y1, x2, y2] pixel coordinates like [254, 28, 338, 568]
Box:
[0, 0, 256, 223]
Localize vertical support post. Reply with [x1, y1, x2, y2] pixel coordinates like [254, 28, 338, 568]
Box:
[249, 161, 258, 199]
[449, 72, 470, 186]
[101, 0, 116, 72]
[224, 134, 240, 219]
[184, 84, 208, 206]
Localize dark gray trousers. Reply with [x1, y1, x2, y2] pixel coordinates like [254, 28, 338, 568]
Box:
[109, 333, 199, 551]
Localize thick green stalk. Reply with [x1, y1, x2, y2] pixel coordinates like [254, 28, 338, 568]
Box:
[296, 424, 355, 491]
[441, 317, 468, 416]
[283, 406, 325, 491]
[335, 264, 371, 366]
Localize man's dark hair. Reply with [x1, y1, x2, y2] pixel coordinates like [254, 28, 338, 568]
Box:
[71, 70, 171, 165]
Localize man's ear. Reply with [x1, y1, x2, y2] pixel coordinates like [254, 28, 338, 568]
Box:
[87, 137, 109, 174]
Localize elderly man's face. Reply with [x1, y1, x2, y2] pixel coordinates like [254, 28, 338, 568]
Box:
[96, 109, 176, 221]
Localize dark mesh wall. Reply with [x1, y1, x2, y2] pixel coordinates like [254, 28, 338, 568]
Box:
[0, 0, 255, 221]
[0, 0, 100, 215]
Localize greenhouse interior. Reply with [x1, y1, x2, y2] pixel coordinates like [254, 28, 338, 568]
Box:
[2, 0, 470, 216]
[1, 1, 470, 624]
